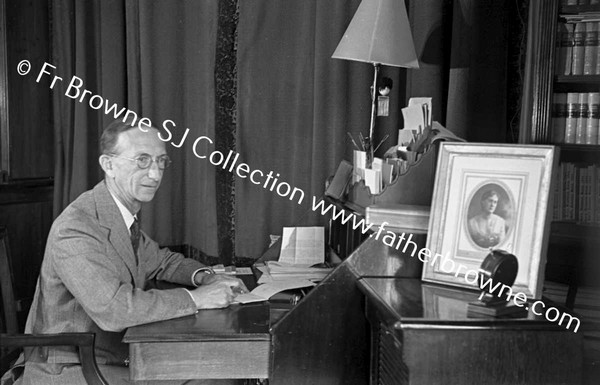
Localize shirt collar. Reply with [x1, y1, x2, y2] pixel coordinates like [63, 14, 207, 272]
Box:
[107, 189, 136, 234]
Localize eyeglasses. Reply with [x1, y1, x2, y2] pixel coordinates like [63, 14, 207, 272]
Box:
[110, 154, 172, 170]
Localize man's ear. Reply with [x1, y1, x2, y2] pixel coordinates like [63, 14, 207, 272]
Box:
[99, 155, 116, 178]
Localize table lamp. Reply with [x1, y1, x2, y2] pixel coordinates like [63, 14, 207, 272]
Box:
[332, 0, 419, 166]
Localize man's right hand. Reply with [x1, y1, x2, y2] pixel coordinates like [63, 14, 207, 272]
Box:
[188, 281, 239, 309]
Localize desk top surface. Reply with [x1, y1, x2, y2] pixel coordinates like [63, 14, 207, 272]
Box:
[124, 274, 293, 344]
[123, 301, 280, 343]
[358, 277, 569, 329]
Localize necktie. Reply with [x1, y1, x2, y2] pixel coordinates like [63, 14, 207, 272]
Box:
[130, 217, 141, 257]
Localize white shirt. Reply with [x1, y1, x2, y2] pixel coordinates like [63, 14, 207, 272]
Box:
[108, 190, 137, 234]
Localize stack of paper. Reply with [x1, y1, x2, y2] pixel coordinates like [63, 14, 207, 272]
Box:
[279, 227, 324, 266]
[263, 261, 333, 282]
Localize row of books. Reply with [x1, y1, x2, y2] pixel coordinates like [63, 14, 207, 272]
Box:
[551, 92, 599, 144]
[555, 20, 600, 76]
[552, 162, 599, 225]
[561, 0, 600, 7]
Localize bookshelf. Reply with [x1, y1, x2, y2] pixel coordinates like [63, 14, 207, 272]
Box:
[522, 0, 600, 287]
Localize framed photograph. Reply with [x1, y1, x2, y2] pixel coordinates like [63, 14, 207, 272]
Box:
[421, 143, 558, 298]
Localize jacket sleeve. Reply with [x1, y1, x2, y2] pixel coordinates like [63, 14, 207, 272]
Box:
[51, 220, 198, 332]
[140, 233, 206, 286]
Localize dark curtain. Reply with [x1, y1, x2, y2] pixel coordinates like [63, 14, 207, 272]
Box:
[124, 0, 220, 256]
[407, 0, 519, 143]
[51, 0, 523, 261]
[235, 0, 382, 258]
[51, 0, 127, 215]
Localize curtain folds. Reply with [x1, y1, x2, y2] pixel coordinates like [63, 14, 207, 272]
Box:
[407, 0, 514, 143]
[51, 0, 127, 216]
[51, 0, 523, 261]
[127, 0, 220, 255]
[235, 0, 389, 258]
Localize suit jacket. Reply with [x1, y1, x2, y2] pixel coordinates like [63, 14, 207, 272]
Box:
[23, 181, 202, 366]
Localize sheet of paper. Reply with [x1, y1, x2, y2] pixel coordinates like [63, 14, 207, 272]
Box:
[234, 279, 316, 304]
[382, 162, 394, 185]
[353, 150, 367, 183]
[408, 97, 432, 126]
[398, 129, 416, 146]
[234, 267, 253, 275]
[279, 227, 324, 267]
[363, 168, 381, 194]
[256, 265, 273, 283]
[371, 157, 383, 171]
[401, 104, 425, 132]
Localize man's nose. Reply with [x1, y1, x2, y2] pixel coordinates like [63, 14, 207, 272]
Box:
[147, 160, 162, 180]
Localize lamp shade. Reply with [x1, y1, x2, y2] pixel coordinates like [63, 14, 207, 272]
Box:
[332, 0, 419, 68]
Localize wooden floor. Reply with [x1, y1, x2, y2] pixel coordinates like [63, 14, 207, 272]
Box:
[544, 282, 600, 385]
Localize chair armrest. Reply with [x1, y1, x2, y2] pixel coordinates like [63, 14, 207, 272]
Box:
[1, 333, 109, 385]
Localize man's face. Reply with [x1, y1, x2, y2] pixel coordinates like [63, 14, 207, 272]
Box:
[482, 195, 498, 214]
[109, 128, 167, 210]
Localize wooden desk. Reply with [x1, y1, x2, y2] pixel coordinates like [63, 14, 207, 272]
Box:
[124, 302, 272, 380]
[123, 263, 371, 383]
[124, 234, 583, 384]
[358, 277, 584, 385]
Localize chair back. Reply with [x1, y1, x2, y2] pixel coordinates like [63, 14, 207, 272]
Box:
[0, 226, 109, 384]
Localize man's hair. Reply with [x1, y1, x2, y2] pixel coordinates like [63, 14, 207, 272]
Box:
[100, 118, 139, 155]
[481, 189, 499, 201]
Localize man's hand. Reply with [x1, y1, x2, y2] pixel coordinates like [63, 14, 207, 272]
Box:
[188, 274, 249, 309]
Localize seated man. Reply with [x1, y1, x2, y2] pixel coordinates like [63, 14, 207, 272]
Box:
[8, 118, 246, 384]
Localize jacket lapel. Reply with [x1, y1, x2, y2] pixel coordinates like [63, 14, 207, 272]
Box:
[93, 181, 138, 280]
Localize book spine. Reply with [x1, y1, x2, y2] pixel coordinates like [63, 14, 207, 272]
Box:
[575, 167, 584, 223]
[560, 163, 565, 221]
[596, 166, 600, 225]
[572, 22, 586, 75]
[584, 22, 598, 75]
[565, 93, 579, 143]
[587, 166, 592, 224]
[570, 163, 577, 221]
[553, 161, 561, 220]
[564, 23, 576, 75]
[556, 23, 568, 76]
[597, 22, 600, 74]
[588, 166, 594, 223]
[552, 93, 568, 143]
[576, 92, 588, 144]
[586, 92, 600, 145]
[563, 163, 571, 221]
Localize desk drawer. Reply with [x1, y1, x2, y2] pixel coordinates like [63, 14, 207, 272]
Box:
[128, 340, 270, 380]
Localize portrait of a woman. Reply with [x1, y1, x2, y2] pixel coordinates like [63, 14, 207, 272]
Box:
[467, 189, 507, 248]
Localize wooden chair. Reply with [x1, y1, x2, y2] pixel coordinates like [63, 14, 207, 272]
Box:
[0, 226, 109, 385]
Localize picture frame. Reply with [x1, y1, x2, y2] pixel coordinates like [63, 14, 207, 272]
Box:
[421, 143, 558, 299]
